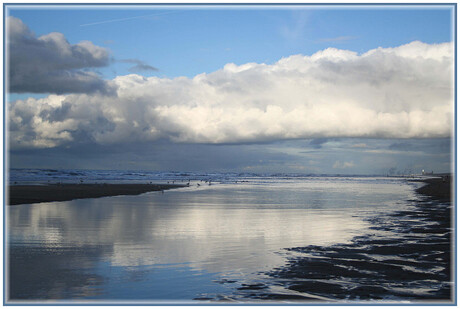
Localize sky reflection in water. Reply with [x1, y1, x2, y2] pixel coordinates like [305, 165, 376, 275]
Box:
[7, 177, 418, 302]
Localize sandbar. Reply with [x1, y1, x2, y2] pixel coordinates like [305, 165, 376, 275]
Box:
[8, 183, 185, 205]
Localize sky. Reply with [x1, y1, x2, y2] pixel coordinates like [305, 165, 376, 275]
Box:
[5, 4, 455, 174]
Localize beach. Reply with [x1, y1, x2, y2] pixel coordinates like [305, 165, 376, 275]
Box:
[8, 177, 451, 206]
[6, 175, 454, 303]
[8, 183, 185, 205]
[414, 177, 452, 200]
[241, 177, 453, 302]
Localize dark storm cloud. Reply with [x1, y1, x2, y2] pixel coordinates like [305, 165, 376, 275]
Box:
[7, 16, 113, 94]
[309, 138, 329, 149]
[9, 137, 452, 175]
[388, 139, 451, 154]
[303, 138, 451, 157]
[307, 138, 341, 149]
[120, 59, 158, 73]
[9, 140, 298, 172]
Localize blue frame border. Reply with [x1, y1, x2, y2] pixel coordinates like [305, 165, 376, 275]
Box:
[2, 2, 458, 306]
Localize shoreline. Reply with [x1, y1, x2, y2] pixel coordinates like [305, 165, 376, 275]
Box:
[412, 177, 452, 201]
[8, 183, 186, 206]
[240, 176, 453, 301]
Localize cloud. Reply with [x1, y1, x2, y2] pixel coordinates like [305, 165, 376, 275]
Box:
[387, 139, 451, 154]
[333, 160, 355, 169]
[10, 140, 299, 172]
[317, 36, 356, 43]
[10, 138, 452, 174]
[308, 138, 331, 149]
[7, 16, 113, 94]
[128, 64, 158, 73]
[120, 59, 158, 73]
[280, 11, 310, 41]
[79, 11, 180, 27]
[8, 41, 453, 150]
[363, 149, 418, 155]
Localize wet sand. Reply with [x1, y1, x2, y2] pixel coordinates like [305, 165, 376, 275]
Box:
[8, 183, 185, 205]
[414, 177, 452, 201]
[236, 177, 453, 302]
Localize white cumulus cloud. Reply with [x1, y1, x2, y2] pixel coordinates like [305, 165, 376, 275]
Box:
[8, 41, 453, 149]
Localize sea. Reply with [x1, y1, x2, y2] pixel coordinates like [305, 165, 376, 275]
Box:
[6, 168, 453, 303]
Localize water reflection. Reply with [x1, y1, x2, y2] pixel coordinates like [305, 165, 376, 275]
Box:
[7, 178, 416, 302]
[9, 244, 109, 299]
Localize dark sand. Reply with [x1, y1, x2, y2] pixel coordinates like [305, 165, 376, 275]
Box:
[414, 177, 452, 201]
[234, 177, 453, 302]
[8, 183, 185, 205]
